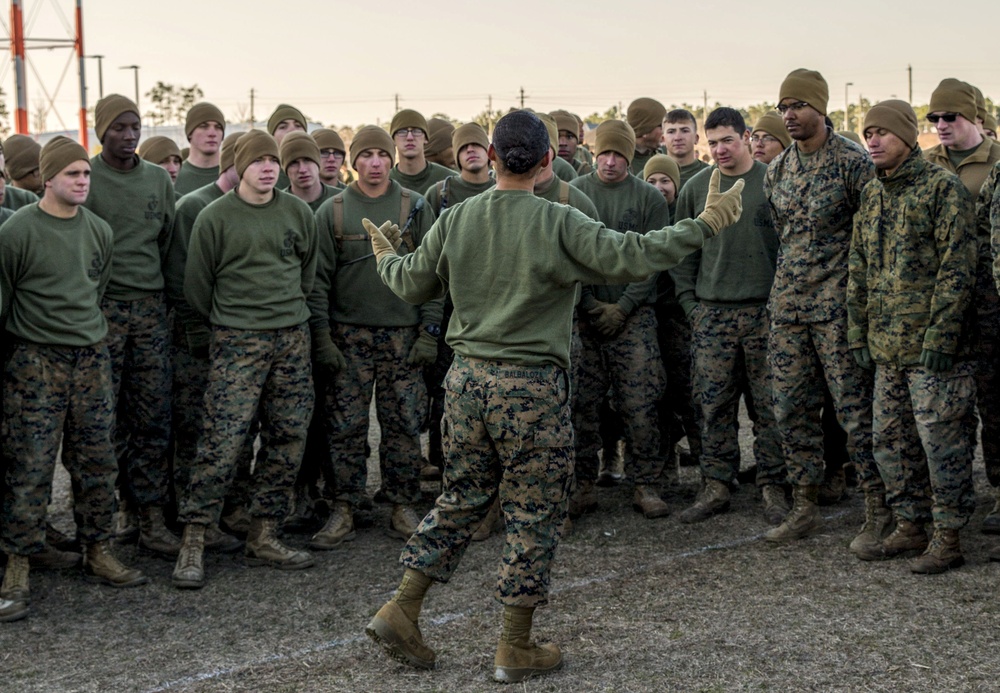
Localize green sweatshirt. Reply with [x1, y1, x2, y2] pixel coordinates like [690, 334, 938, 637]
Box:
[310, 181, 440, 330]
[670, 162, 777, 315]
[390, 161, 453, 193]
[630, 146, 665, 177]
[185, 189, 317, 330]
[570, 171, 671, 312]
[84, 155, 175, 301]
[423, 175, 495, 214]
[174, 160, 219, 196]
[284, 183, 340, 213]
[378, 188, 712, 369]
[679, 159, 710, 190]
[164, 182, 225, 329]
[0, 207, 14, 228]
[552, 156, 578, 182]
[0, 203, 113, 346]
[2, 185, 39, 212]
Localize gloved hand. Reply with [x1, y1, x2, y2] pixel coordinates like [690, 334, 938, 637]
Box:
[186, 323, 211, 360]
[312, 328, 346, 372]
[363, 218, 401, 263]
[851, 346, 873, 370]
[920, 349, 953, 373]
[588, 302, 627, 337]
[697, 169, 745, 236]
[407, 330, 438, 366]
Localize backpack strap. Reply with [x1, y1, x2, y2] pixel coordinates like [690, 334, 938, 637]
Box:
[558, 180, 570, 205]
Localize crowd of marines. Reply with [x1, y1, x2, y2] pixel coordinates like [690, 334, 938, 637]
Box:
[0, 65, 998, 683]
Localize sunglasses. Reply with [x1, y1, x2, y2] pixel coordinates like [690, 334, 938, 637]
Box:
[926, 113, 958, 124]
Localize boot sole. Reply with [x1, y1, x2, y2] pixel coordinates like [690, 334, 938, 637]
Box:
[171, 575, 205, 590]
[676, 501, 730, 524]
[494, 658, 563, 684]
[365, 615, 436, 670]
[308, 532, 356, 551]
[245, 555, 315, 570]
[634, 503, 671, 520]
[911, 555, 965, 574]
[84, 573, 149, 588]
[764, 522, 821, 543]
[0, 600, 29, 622]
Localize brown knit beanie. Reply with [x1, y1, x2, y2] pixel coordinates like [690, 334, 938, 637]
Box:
[234, 130, 279, 178]
[452, 122, 489, 156]
[971, 85, 987, 122]
[279, 130, 321, 172]
[267, 104, 306, 135]
[94, 94, 140, 142]
[4, 134, 42, 179]
[180, 147, 190, 161]
[219, 132, 243, 172]
[863, 100, 919, 150]
[550, 110, 579, 137]
[185, 102, 226, 138]
[425, 118, 455, 157]
[595, 120, 636, 163]
[139, 136, 182, 164]
[627, 98, 666, 137]
[350, 125, 395, 167]
[752, 111, 791, 148]
[985, 112, 999, 136]
[537, 113, 559, 152]
[390, 109, 428, 138]
[312, 128, 346, 154]
[779, 69, 829, 115]
[39, 135, 89, 183]
[642, 154, 680, 191]
[929, 79, 978, 123]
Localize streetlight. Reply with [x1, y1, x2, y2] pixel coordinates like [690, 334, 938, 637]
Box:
[119, 64, 140, 110]
[85, 54, 104, 99]
[844, 82, 854, 131]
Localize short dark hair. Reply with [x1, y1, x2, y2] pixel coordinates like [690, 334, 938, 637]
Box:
[664, 109, 698, 128]
[704, 107, 746, 135]
[492, 111, 549, 175]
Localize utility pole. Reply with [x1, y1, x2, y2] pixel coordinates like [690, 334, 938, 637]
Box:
[119, 65, 140, 112]
[703, 90, 708, 131]
[487, 95, 493, 133]
[394, 93, 399, 111]
[86, 54, 104, 99]
[519, 87, 526, 109]
[249, 88, 255, 126]
[844, 82, 854, 131]
[907, 64, 913, 104]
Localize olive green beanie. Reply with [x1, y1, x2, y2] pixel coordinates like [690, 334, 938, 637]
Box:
[971, 84, 987, 122]
[312, 128, 346, 154]
[4, 134, 42, 179]
[752, 111, 791, 148]
[863, 99, 919, 150]
[234, 130, 279, 178]
[928, 79, 978, 124]
[627, 97, 666, 137]
[389, 109, 428, 138]
[779, 69, 829, 115]
[350, 125, 395, 167]
[425, 118, 455, 157]
[279, 130, 321, 172]
[537, 112, 559, 153]
[39, 135, 89, 183]
[267, 104, 306, 135]
[94, 94, 140, 141]
[452, 122, 489, 158]
[595, 120, 636, 163]
[642, 153, 680, 191]
[185, 102, 226, 138]
[550, 109, 579, 137]
[139, 136, 182, 164]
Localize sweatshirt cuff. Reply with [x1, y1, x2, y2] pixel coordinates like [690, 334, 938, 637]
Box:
[617, 297, 638, 315]
[921, 327, 954, 355]
[847, 325, 867, 350]
[694, 218, 714, 239]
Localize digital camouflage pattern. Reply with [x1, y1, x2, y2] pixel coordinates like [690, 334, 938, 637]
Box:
[873, 362, 977, 529]
[102, 293, 173, 510]
[979, 162, 1000, 484]
[690, 304, 784, 486]
[572, 306, 665, 485]
[847, 148, 977, 367]
[400, 356, 573, 608]
[324, 324, 426, 507]
[655, 304, 701, 464]
[178, 324, 313, 526]
[1, 343, 117, 555]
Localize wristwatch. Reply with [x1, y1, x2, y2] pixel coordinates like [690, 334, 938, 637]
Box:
[424, 324, 441, 338]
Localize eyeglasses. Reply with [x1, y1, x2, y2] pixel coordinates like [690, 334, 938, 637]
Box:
[776, 101, 809, 114]
[750, 134, 780, 145]
[393, 128, 424, 138]
[926, 113, 958, 124]
[320, 149, 345, 160]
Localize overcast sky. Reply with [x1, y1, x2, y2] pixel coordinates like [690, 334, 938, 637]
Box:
[3, 0, 997, 133]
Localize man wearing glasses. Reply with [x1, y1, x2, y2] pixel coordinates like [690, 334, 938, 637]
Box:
[388, 109, 453, 194]
[750, 111, 790, 166]
[311, 128, 347, 190]
[763, 69, 883, 553]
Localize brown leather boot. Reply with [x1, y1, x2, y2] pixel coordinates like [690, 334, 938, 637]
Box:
[388, 505, 422, 541]
[309, 502, 355, 550]
[910, 528, 964, 574]
[677, 479, 730, 524]
[765, 484, 821, 542]
[850, 493, 894, 560]
[761, 485, 789, 526]
[568, 479, 598, 517]
[1, 554, 30, 603]
[245, 517, 314, 570]
[0, 596, 28, 623]
[83, 541, 148, 587]
[138, 506, 181, 557]
[172, 524, 206, 589]
[365, 600, 436, 670]
[881, 518, 928, 558]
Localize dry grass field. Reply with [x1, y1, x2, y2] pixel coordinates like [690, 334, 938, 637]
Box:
[3, 415, 1000, 692]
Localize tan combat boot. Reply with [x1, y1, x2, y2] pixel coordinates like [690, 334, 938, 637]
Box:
[389, 504, 422, 541]
[492, 605, 562, 683]
[910, 528, 964, 574]
[633, 485, 670, 519]
[138, 506, 181, 557]
[881, 518, 928, 558]
[172, 524, 206, 589]
[472, 498, 503, 542]
[245, 517, 314, 570]
[83, 541, 148, 587]
[761, 485, 789, 526]
[764, 484, 821, 543]
[981, 487, 1000, 535]
[0, 596, 28, 623]
[597, 439, 625, 486]
[365, 568, 435, 670]
[220, 506, 251, 538]
[29, 544, 81, 570]
[818, 466, 847, 506]
[309, 502, 355, 550]
[1, 554, 30, 603]
[115, 498, 139, 543]
[850, 493, 894, 560]
[568, 479, 598, 517]
[677, 479, 730, 524]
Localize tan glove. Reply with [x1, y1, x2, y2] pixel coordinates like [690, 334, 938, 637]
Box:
[407, 331, 438, 366]
[588, 302, 627, 337]
[363, 218, 402, 263]
[697, 169, 745, 236]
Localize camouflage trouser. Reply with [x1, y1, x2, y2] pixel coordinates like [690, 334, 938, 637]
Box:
[102, 293, 172, 509]
[873, 361, 976, 529]
[973, 272, 1000, 486]
[655, 303, 701, 460]
[325, 324, 426, 507]
[1, 343, 116, 555]
[400, 355, 573, 608]
[768, 318, 883, 492]
[691, 304, 785, 486]
[423, 298, 455, 466]
[169, 312, 255, 515]
[573, 306, 665, 485]
[178, 324, 313, 526]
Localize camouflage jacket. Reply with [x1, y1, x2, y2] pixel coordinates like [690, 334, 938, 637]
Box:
[847, 147, 976, 367]
[765, 128, 875, 324]
[987, 163, 1000, 296]
[973, 161, 1000, 337]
